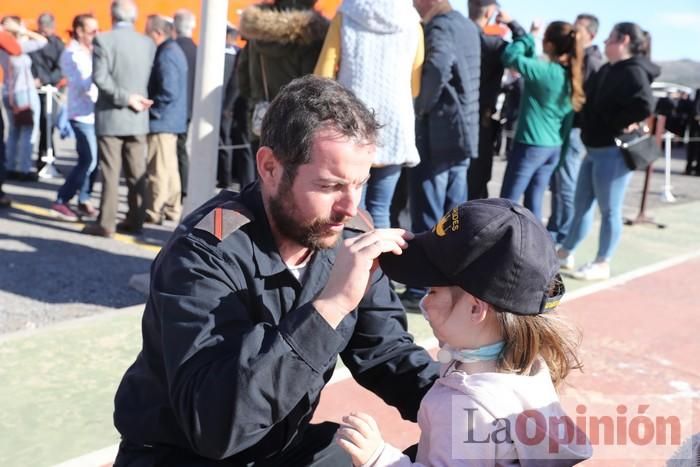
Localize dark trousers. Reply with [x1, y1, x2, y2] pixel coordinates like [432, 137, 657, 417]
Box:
[0, 109, 5, 192]
[687, 119, 700, 173]
[467, 120, 495, 200]
[176, 131, 189, 198]
[389, 167, 409, 228]
[96, 135, 147, 230]
[218, 116, 256, 189]
[36, 93, 52, 170]
[114, 422, 352, 467]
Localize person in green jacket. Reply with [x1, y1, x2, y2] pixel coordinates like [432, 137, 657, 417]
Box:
[499, 21, 585, 222]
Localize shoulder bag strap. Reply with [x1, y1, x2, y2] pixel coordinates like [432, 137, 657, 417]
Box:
[260, 54, 269, 102]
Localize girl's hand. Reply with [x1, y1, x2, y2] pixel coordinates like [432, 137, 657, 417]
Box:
[336, 412, 384, 466]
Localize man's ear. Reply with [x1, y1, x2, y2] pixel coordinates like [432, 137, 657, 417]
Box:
[256, 146, 281, 189]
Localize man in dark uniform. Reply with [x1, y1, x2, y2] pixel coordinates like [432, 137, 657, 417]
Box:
[112, 76, 439, 466]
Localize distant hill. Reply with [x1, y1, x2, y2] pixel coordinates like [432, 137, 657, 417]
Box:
[657, 60, 700, 90]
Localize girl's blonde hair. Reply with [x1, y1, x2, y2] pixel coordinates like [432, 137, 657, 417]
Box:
[493, 279, 583, 388]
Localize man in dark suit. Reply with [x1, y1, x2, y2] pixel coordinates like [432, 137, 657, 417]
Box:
[403, 0, 481, 305]
[29, 13, 65, 172]
[82, 0, 156, 237]
[467, 0, 526, 200]
[173, 9, 197, 201]
[217, 25, 256, 190]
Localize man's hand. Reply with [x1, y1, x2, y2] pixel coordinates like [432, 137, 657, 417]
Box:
[530, 19, 542, 35]
[623, 122, 641, 134]
[495, 10, 513, 25]
[128, 94, 153, 112]
[314, 228, 413, 328]
[2, 18, 21, 34]
[336, 412, 384, 467]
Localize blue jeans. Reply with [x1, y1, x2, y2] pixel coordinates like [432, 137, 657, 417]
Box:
[408, 158, 468, 234]
[405, 157, 468, 298]
[562, 145, 633, 261]
[547, 128, 585, 243]
[360, 165, 402, 229]
[0, 108, 5, 188]
[500, 142, 560, 221]
[3, 92, 41, 173]
[57, 120, 98, 204]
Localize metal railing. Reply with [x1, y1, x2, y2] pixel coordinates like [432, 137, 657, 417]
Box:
[37, 85, 62, 179]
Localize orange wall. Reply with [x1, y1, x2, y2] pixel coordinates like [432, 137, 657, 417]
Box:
[0, 0, 341, 44]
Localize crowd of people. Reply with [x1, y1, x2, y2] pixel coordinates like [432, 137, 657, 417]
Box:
[0, 0, 671, 282]
[0, 0, 692, 465]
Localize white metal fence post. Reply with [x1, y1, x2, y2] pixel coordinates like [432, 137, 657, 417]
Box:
[183, 0, 227, 216]
[660, 132, 676, 203]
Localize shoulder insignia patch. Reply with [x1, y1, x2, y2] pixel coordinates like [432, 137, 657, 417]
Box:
[344, 208, 374, 233]
[194, 201, 254, 241]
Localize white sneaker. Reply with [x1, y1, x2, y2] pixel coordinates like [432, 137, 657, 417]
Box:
[571, 262, 610, 281]
[556, 249, 575, 271]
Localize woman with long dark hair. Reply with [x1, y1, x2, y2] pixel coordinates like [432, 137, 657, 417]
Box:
[558, 23, 660, 280]
[499, 21, 585, 222]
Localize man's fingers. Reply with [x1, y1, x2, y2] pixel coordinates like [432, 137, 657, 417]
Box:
[346, 228, 413, 248]
[350, 231, 410, 255]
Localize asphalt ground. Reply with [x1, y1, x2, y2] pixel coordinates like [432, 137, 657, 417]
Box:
[0, 137, 699, 466]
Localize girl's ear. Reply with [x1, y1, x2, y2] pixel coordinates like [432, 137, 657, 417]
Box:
[470, 298, 489, 323]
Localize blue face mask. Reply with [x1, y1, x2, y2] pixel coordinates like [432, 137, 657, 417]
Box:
[436, 342, 505, 364]
[420, 295, 505, 364]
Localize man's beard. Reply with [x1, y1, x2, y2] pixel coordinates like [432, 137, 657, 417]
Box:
[268, 181, 350, 250]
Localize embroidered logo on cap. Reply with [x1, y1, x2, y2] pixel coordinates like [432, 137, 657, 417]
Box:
[433, 207, 460, 237]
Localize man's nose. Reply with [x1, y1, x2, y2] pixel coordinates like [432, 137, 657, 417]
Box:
[334, 188, 359, 219]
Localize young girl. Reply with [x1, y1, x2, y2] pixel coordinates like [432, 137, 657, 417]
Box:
[336, 198, 592, 466]
[499, 21, 585, 222]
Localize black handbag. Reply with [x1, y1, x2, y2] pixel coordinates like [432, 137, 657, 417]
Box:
[614, 127, 662, 171]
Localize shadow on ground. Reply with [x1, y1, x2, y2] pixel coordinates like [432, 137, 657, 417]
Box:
[0, 232, 151, 308]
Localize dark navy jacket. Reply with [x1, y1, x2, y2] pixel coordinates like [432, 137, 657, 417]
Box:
[148, 38, 188, 134]
[113, 182, 438, 465]
[415, 10, 481, 167]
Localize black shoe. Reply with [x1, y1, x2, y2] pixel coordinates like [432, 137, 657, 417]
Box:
[18, 172, 39, 182]
[0, 193, 11, 208]
[116, 221, 143, 235]
[7, 171, 20, 180]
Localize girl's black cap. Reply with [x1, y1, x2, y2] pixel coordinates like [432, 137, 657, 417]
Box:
[379, 198, 564, 315]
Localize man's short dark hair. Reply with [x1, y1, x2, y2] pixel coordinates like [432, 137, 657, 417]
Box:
[576, 14, 599, 37]
[260, 75, 381, 182]
[468, 0, 489, 22]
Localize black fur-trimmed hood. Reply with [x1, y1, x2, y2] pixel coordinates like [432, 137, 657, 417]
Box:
[239, 4, 329, 45]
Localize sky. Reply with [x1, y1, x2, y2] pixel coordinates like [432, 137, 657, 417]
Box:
[451, 0, 700, 62]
